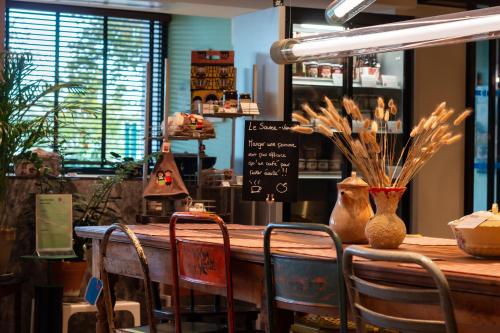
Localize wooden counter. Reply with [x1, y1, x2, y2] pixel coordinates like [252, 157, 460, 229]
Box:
[76, 224, 500, 333]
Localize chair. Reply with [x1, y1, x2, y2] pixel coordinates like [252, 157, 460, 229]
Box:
[170, 211, 260, 333]
[148, 213, 259, 329]
[263, 223, 348, 333]
[342, 245, 458, 333]
[100, 223, 221, 333]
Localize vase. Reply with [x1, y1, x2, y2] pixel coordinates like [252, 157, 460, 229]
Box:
[365, 187, 406, 249]
[330, 172, 373, 243]
[53, 261, 88, 297]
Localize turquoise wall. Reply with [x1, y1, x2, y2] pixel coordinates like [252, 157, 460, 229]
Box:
[168, 15, 233, 169]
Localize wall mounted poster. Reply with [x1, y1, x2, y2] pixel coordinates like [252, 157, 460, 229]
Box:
[243, 121, 299, 202]
[36, 194, 73, 256]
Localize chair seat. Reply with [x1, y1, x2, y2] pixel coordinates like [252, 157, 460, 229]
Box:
[117, 321, 224, 333]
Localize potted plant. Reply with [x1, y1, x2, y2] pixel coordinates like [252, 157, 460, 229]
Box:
[0, 52, 83, 274]
[52, 154, 148, 296]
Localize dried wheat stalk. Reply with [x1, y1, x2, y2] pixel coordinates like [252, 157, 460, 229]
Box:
[291, 97, 472, 188]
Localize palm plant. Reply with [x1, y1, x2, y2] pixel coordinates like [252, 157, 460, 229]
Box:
[0, 52, 84, 229]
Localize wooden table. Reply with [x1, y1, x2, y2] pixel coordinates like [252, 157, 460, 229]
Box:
[76, 224, 500, 333]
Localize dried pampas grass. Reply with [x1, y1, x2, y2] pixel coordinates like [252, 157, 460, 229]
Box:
[292, 97, 472, 188]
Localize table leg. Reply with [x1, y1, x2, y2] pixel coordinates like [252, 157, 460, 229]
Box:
[96, 274, 117, 333]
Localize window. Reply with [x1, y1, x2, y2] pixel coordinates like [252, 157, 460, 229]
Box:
[6, 4, 168, 171]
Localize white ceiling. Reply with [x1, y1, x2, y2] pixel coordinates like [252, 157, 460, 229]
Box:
[12, 0, 418, 18]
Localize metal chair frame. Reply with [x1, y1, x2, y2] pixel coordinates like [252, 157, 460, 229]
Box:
[343, 245, 458, 333]
[169, 212, 236, 333]
[263, 223, 348, 333]
[100, 223, 157, 333]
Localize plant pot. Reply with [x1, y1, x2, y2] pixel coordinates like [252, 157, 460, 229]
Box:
[365, 187, 406, 249]
[0, 228, 16, 274]
[52, 261, 87, 297]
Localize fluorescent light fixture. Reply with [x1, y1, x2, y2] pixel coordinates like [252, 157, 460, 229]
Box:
[326, 0, 376, 24]
[296, 24, 345, 32]
[271, 6, 500, 65]
[497, 77, 500, 84]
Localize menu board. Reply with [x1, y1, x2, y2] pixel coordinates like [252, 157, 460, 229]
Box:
[243, 121, 299, 202]
[36, 194, 74, 256]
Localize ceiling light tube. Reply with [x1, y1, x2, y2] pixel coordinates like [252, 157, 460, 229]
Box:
[325, 0, 376, 25]
[271, 6, 500, 65]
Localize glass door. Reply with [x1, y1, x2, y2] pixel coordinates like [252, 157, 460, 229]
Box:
[467, 39, 499, 212]
[284, 20, 348, 223]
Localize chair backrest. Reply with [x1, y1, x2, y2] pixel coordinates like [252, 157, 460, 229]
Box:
[100, 223, 157, 333]
[169, 212, 234, 333]
[263, 223, 347, 333]
[342, 245, 458, 333]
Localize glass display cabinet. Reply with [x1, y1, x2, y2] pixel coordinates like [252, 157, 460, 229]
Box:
[283, 8, 413, 227]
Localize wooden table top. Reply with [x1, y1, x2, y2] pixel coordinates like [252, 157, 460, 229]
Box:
[75, 224, 500, 297]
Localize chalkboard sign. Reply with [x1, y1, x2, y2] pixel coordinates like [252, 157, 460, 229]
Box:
[243, 121, 299, 202]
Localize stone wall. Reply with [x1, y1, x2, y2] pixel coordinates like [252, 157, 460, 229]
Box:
[0, 177, 146, 333]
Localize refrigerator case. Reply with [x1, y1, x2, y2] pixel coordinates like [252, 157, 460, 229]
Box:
[283, 8, 413, 227]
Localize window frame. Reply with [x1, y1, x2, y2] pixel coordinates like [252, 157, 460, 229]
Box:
[5, 1, 170, 174]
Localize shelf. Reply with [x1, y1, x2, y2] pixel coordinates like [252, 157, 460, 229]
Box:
[292, 77, 403, 92]
[168, 135, 215, 141]
[298, 171, 342, 180]
[353, 82, 402, 91]
[293, 76, 342, 87]
[203, 113, 257, 119]
[352, 120, 403, 134]
[204, 184, 242, 190]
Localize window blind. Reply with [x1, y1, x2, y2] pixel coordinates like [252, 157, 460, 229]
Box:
[6, 6, 166, 170]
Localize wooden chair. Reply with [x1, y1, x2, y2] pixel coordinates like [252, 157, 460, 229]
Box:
[100, 223, 221, 333]
[342, 245, 458, 333]
[263, 223, 348, 333]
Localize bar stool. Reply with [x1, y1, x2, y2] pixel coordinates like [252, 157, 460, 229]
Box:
[100, 223, 221, 332]
[263, 223, 348, 333]
[342, 245, 458, 333]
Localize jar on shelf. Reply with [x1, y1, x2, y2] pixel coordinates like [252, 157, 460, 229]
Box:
[239, 93, 251, 104]
[318, 63, 332, 78]
[318, 159, 329, 171]
[223, 90, 238, 109]
[332, 64, 343, 74]
[299, 159, 306, 171]
[304, 62, 319, 78]
[306, 159, 318, 171]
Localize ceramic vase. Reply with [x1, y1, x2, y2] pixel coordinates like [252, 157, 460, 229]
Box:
[365, 187, 406, 249]
[330, 172, 373, 244]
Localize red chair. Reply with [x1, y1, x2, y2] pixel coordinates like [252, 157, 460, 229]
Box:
[169, 212, 237, 333]
[100, 223, 221, 332]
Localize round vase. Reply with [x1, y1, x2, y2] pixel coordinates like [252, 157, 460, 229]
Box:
[365, 187, 406, 249]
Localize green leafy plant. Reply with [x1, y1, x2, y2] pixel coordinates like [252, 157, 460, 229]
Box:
[72, 153, 152, 259]
[0, 52, 85, 229]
